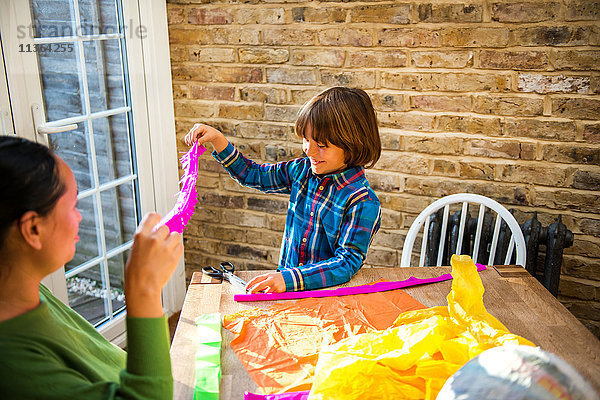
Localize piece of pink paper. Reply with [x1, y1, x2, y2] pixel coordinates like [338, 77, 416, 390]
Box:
[157, 142, 206, 233]
[244, 391, 309, 400]
[234, 264, 487, 302]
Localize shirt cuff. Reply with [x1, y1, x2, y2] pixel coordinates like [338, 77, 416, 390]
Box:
[279, 267, 305, 292]
[126, 315, 171, 377]
[212, 142, 236, 163]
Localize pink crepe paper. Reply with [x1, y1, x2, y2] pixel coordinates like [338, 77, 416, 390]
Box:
[234, 264, 487, 302]
[244, 391, 309, 400]
[157, 142, 206, 233]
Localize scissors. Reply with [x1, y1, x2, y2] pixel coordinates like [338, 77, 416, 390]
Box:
[202, 262, 248, 293]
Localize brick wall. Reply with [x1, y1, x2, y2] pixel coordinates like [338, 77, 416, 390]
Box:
[166, 0, 600, 337]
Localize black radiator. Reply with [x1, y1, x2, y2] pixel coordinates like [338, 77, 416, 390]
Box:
[422, 210, 574, 297]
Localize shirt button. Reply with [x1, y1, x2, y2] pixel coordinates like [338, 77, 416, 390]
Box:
[310, 212, 314, 216]
[319, 185, 324, 190]
[299, 263, 303, 266]
[302, 237, 307, 243]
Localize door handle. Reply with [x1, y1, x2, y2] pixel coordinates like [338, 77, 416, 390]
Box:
[31, 103, 77, 135]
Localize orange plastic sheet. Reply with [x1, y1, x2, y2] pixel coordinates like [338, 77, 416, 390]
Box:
[223, 285, 425, 394]
[307, 255, 536, 400]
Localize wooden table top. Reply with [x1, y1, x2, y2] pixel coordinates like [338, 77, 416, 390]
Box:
[170, 266, 600, 399]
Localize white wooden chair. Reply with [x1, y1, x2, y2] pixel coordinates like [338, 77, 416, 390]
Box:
[401, 193, 526, 267]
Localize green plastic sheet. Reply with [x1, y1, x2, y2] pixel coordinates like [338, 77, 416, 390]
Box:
[194, 313, 222, 400]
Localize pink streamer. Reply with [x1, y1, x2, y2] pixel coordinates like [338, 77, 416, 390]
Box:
[244, 391, 309, 400]
[234, 264, 487, 302]
[157, 142, 206, 233]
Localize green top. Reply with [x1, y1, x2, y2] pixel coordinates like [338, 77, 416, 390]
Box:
[0, 284, 173, 399]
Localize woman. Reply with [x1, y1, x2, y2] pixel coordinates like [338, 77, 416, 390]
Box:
[0, 136, 183, 399]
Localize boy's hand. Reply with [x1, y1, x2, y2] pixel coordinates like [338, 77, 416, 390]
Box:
[247, 272, 286, 294]
[184, 123, 229, 152]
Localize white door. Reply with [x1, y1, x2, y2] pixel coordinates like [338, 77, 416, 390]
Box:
[0, 0, 186, 345]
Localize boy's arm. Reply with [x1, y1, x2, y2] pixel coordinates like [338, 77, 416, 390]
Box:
[214, 143, 296, 194]
[280, 198, 381, 291]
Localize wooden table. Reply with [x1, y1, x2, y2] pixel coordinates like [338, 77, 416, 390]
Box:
[171, 266, 600, 399]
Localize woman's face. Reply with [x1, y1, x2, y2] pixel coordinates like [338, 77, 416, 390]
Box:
[40, 158, 82, 269]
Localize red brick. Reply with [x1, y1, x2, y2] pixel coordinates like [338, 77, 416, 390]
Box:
[190, 85, 235, 100]
[418, 3, 483, 23]
[212, 67, 262, 83]
[350, 4, 411, 24]
[491, 2, 559, 23]
[479, 50, 549, 70]
[188, 7, 233, 25]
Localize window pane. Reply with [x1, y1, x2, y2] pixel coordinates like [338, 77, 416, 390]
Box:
[107, 250, 128, 315]
[93, 114, 132, 185]
[84, 39, 126, 113]
[66, 263, 108, 326]
[78, 0, 119, 36]
[67, 194, 100, 272]
[30, 0, 74, 38]
[48, 121, 92, 190]
[101, 182, 136, 252]
[38, 42, 83, 120]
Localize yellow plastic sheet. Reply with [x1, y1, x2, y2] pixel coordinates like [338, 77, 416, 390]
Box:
[223, 286, 425, 394]
[308, 255, 535, 400]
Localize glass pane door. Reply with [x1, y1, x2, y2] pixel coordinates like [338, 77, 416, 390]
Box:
[29, 0, 140, 327]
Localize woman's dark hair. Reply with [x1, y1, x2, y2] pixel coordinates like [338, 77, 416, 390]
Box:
[0, 136, 65, 248]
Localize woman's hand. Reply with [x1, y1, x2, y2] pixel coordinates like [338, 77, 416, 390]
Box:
[246, 272, 286, 294]
[184, 123, 229, 152]
[124, 213, 184, 318]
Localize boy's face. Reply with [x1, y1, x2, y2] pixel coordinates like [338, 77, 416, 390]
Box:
[302, 124, 347, 175]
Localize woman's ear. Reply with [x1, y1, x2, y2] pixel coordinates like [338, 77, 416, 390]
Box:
[18, 211, 44, 251]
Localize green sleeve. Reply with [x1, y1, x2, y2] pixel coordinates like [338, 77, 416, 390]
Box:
[118, 316, 173, 399]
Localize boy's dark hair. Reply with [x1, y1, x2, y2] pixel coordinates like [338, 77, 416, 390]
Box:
[0, 136, 65, 249]
[295, 87, 381, 169]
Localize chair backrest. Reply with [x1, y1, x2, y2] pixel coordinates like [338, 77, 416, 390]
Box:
[401, 193, 526, 267]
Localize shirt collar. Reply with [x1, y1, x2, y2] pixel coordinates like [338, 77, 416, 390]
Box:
[312, 165, 365, 190]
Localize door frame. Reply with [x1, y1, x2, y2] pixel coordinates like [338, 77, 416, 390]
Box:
[0, 0, 186, 343]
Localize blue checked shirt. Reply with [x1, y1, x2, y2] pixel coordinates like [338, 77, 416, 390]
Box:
[214, 143, 381, 291]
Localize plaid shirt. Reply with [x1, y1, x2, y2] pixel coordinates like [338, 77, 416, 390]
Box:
[214, 143, 381, 291]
